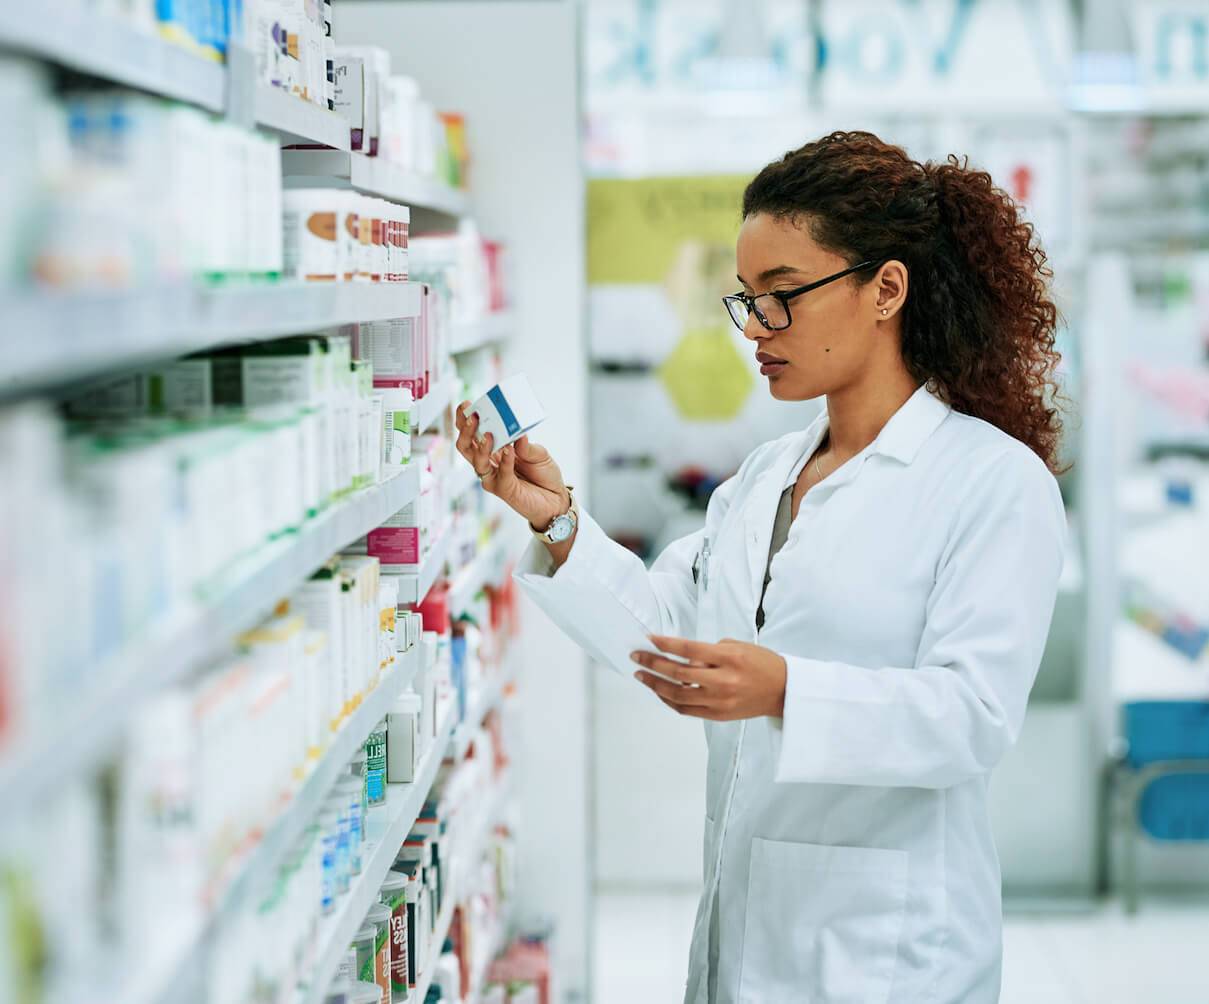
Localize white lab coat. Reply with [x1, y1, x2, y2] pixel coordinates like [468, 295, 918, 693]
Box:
[514, 385, 1066, 1004]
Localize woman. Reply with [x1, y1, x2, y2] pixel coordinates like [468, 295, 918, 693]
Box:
[455, 131, 1066, 1004]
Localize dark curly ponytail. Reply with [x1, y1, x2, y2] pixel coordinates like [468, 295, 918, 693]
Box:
[743, 131, 1065, 473]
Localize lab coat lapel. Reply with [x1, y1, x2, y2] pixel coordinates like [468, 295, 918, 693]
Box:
[740, 430, 818, 625]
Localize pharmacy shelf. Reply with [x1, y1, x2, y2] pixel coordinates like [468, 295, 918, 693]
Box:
[215, 646, 423, 920]
[394, 529, 453, 606]
[414, 376, 459, 434]
[0, 281, 423, 399]
[414, 782, 507, 1004]
[415, 880, 460, 1004]
[255, 84, 350, 149]
[0, 8, 226, 111]
[449, 536, 508, 615]
[281, 151, 470, 220]
[298, 700, 459, 1004]
[0, 464, 422, 810]
[451, 669, 513, 762]
[450, 312, 514, 354]
[446, 458, 482, 504]
[468, 920, 510, 1004]
[92, 648, 424, 1004]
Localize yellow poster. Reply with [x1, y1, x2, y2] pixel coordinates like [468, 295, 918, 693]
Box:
[587, 175, 748, 285]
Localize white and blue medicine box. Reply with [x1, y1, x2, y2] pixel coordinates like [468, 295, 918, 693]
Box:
[470, 374, 546, 450]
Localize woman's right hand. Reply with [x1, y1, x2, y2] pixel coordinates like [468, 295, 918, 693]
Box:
[455, 401, 571, 531]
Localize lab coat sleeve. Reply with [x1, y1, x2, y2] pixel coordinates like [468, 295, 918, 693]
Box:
[512, 459, 753, 645]
[774, 448, 1066, 789]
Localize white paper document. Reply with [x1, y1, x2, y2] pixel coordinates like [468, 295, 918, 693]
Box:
[521, 573, 694, 686]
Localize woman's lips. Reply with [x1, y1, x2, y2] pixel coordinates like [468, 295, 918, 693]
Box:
[756, 352, 788, 376]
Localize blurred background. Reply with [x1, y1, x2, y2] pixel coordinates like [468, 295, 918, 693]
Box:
[2, 1, 1208, 1003]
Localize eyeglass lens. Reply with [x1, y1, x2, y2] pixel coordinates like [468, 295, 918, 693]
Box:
[725, 294, 790, 331]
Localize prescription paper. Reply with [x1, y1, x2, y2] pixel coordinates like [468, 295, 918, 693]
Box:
[519, 571, 693, 686]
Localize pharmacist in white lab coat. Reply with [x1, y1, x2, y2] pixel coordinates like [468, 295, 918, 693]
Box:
[456, 132, 1066, 1003]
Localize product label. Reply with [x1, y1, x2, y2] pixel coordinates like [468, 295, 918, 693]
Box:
[389, 900, 410, 993]
[306, 211, 337, 241]
[321, 832, 338, 915]
[343, 211, 359, 280]
[365, 318, 417, 379]
[365, 726, 387, 805]
[366, 526, 420, 565]
[382, 406, 412, 467]
[333, 55, 366, 129]
[156, 359, 213, 411]
[241, 356, 318, 406]
[375, 927, 391, 1000]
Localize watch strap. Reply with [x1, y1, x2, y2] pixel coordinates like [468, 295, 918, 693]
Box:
[532, 485, 578, 542]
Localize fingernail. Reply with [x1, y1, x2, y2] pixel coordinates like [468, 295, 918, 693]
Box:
[633, 671, 643, 680]
[630, 652, 641, 662]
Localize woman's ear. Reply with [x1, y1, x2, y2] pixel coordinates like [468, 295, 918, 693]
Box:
[872, 260, 909, 321]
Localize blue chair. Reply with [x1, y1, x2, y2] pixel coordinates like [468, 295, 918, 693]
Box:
[1115, 701, 1209, 913]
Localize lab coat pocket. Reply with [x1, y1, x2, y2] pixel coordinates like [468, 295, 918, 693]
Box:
[738, 838, 907, 1004]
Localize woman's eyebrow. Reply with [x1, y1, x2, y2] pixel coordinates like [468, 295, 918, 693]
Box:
[736, 265, 807, 287]
[758, 265, 806, 282]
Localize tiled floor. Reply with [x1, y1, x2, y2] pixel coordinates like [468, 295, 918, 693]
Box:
[593, 889, 1209, 1004]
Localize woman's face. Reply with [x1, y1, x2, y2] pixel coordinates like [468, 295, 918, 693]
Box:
[734, 212, 885, 402]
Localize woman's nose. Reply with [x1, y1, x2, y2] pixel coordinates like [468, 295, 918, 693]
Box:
[743, 313, 767, 341]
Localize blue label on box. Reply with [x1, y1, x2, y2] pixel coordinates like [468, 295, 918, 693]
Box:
[487, 386, 521, 437]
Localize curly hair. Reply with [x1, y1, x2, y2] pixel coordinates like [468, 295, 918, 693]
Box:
[743, 131, 1065, 473]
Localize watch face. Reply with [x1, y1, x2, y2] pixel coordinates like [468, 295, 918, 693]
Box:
[548, 514, 574, 542]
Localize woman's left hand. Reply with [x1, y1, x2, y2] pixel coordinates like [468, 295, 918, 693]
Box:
[632, 635, 788, 721]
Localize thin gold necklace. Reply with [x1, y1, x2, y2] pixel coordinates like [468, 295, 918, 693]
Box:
[813, 435, 830, 482]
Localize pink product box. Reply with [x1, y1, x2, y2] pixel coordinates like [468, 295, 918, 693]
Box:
[374, 375, 423, 399]
[367, 525, 420, 569]
[367, 499, 422, 571]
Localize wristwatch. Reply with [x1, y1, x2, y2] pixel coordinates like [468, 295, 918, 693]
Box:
[532, 485, 579, 544]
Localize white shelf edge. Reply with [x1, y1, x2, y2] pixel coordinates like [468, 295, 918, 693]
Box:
[0, 10, 226, 111]
[0, 282, 423, 398]
[255, 84, 350, 150]
[297, 700, 459, 1004]
[281, 151, 470, 218]
[0, 465, 423, 809]
[449, 312, 513, 355]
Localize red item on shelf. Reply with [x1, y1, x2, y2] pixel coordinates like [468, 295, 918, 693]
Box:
[414, 582, 451, 634]
[486, 939, 552, 1004]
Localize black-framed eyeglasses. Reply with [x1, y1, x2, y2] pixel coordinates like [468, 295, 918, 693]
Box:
[722, 260, 880, 332]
